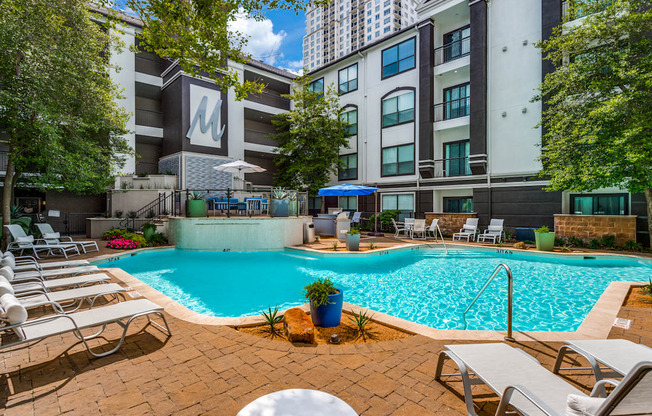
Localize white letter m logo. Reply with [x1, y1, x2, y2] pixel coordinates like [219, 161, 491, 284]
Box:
[186, 95, 225, 143]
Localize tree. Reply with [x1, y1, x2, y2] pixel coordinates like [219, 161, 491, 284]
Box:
[0, 0, 132, 246]
[534, 0, 652, 246]
[271, 77, 352, 195]
[105, 0, 307, 99]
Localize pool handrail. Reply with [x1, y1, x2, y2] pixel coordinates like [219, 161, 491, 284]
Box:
[462, 263, 514, 341]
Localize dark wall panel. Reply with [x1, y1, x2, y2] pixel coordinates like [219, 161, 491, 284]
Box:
[474, 186, 562, 229]
[631, 192, 650, 246]
[469, 0, 488, 174]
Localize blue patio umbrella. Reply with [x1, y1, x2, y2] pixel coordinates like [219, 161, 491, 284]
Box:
[317, 184, 381, 234]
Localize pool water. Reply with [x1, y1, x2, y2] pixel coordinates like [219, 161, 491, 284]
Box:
[98, 248, 651, 332]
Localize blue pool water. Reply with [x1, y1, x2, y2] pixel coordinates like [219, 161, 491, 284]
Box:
[98, 248, 651, 332]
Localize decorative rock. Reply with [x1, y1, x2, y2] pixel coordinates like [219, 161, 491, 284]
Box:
[283, 308, 316, 344]
[513, 241, 527, 250]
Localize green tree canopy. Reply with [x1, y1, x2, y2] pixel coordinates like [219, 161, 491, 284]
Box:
[104, 0, 307, 99]
[534, 0, 652, 245]
[272, 77, 352, 196]
[0, 0, 132, 244]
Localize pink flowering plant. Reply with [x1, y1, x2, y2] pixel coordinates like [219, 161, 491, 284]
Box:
[106, 237, 142, 250]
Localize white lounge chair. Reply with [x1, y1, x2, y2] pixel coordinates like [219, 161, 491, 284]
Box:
[477, 219, 505, 244]
[0, 294, 171, 357]
[411, 219, 427, 240]
[553, 339, 652, 382]
[452, 218, 479, 242]
[425, 219, 444, 241]
[0, 259, 99, 282]
[391, 218, 407, 238]
[435, 342, 652, 416]
[0, 278, 126, 312]
[350, 212, 362, 227]
[0, 270, 110, 294]
[5, 225, 79, 259]
[35, 223, 99, 253]
[2, 251, 89, 271]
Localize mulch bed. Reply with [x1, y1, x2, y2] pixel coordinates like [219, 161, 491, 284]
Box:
[623, 286, 652, 308]
[237, 311, 413, 345]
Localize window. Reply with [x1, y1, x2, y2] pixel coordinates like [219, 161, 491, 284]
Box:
[382, 38, 415, 78]
[443, 83, 470, 120]
[382, 91, 414, 127]
[384, 26, 390, 33]
[384, 8, 390, 15]
[308, 197, 322, 211]
[339, 196, 357, 210]
[309, 78, 324, 98]
[340, 109, 358, 135]
[443, 26, 470, 62]
[444, 197, 473, 213]
[339, 154, 358, 180]
[382, 144, 414, 176]
[382, 194, 414, 220]
[384, 17, 390, 23]
[571, 194, 628, 215]
[444, 140, 471, 177]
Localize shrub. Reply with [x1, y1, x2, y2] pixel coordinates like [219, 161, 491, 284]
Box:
[534, 226, 550, 233]
[106, 238, 141, 250]
[304, 278, 338, 307]
[346, 229, 360, 235]
[625, 240, 643, 252]
[567, 236, 586, 248]
[123, 233, 146, 247]
[147, 232, 168, 247]
[260, 306, 283, 335]
[643, 278, 652, 297]
[102, 228, 128, 240]
[349, 310, 373, 339]
[588, 238, 601, 249]
[600, 235, 616, 249]
[368, 210, 400, 233]
[554, 237, 566, 247]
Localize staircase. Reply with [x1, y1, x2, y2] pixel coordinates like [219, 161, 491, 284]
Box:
[119, 192, 176, 231]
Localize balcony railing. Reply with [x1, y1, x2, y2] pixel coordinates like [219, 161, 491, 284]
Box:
[135, 108, 163, 128]
[244, 129, 278, 147]
[562, 0, 604, 21]
[434, 157, 472, 178]
[434, 97, 470, 122]
[434, 36, 470, 66]
[244, 91, 291, 110]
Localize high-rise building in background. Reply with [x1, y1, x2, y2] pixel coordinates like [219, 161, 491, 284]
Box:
[302, 0, 419, 70]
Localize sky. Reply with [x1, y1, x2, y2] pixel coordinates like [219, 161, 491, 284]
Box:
[113, 2, 306, 74]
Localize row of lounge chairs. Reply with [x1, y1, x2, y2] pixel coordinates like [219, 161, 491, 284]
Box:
[0, 250, 170, 358]
[4, 223, 99, 259]
[436, 340, 652, 416]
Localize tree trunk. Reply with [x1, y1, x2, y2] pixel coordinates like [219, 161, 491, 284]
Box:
[2, 155, 15, 250]
[646, 188, 652, 249]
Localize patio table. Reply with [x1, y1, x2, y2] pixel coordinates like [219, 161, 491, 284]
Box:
[236, 389, 357, 416]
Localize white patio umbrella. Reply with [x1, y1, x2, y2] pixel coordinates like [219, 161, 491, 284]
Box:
[213, 160, 266, 179]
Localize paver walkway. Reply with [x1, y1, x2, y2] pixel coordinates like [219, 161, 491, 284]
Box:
[1, 286, 650, 416]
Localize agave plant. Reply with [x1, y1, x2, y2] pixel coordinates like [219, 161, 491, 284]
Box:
[261, 306, 284, 335]
[286, 190, 297, 201]
[272, 187, 287, 200]
[9, 205, 24, 219]
[349, 311, 373, 339]
[188, 191, 205, 200]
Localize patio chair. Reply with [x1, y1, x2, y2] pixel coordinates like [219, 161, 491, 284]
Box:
[411, 219, 427, 240]
[2, 250, 88, 271]
[5, 225, 79, 259]
[350, 211, 362, 227]
[0, 279, 126, 312]
[553, 339, 652, 382]
[452, 218, 479, 242]
[0, 273, 111, 295]
[245, 198, 263, 216]
[0, 258, 99, 281]
[477, 219, 505, 244]
[35, 223, 99, 253]
[0, 294, 171, 358]
[391, 218, 407, 238]
[425, 219, 443, 241]
[435, 342, 652, 416]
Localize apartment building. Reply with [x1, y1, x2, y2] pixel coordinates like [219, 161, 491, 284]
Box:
[303, 0, 419, 70]
[308, 0, 649, 242]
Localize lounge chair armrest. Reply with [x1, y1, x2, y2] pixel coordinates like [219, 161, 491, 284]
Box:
[13, 275, 45, 283]
[58, 236, 74, 242]
[496, 384, 558, 416]
[1, 313, 78, 333]
[590, 379, 620, 397]
[13, 289, 48, 297]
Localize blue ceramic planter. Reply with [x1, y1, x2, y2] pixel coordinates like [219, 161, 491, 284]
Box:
[309, 288, 343, 328]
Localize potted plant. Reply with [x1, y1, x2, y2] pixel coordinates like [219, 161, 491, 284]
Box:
[187, 191, 206, 217]
[271, 187, 289, 217]
[534, 225, 555, 251]
[287, 190, 298, 216]
[345, 229, 361, 251]
[304, 278, 343, 327]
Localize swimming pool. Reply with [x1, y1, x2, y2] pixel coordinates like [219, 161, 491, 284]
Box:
[98, 247, 650, 332]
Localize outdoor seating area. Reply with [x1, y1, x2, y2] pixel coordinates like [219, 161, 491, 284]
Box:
[207, 196, 270, 216]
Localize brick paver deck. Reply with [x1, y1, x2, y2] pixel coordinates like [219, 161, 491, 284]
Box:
[2, 287, 650, 416]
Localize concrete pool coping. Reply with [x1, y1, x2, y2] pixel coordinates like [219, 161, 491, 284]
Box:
[94, 246, 645, 343]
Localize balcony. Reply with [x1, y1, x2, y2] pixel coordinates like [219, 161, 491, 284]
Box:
[0, 151, 7, 172]
[244, 129, 278, 147]
[434, 37, 470, 66]
[244, 92, 290, 111]
[434, 97, 470, 122]
[433, 157, 472, 178]
[135, 108, 163, 128]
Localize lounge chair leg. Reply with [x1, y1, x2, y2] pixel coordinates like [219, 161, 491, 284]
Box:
[553, 345, 604, 383]
[435, 350, 478, 416]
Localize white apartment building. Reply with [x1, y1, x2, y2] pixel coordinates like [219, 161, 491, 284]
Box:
[303, 0, 419, 70]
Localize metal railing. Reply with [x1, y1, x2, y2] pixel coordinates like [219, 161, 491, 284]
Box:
[433, 157, 472, 178]
[244, 92, 291, 110]
[434, 36, 470, 66]
[434, 97, 470, 122]
[462, 263, 514, 341]
[119, 193, 175, 230]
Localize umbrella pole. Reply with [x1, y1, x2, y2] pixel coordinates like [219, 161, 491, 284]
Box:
[374, 191, 378, 234]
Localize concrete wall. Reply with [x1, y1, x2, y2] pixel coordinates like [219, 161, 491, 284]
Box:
[554, 215, 637, 246]
[115, 175, 177, 190]
[111, 190, 170, 214]
[168, 217, 310, 251]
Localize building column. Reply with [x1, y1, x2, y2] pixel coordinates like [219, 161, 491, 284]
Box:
[468, 0, 488, 175]
[417, 18, 435, 179]
[541, 0, 562, 146]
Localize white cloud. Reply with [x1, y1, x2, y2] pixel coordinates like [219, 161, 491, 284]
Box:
[278, 60, 304, 75]
[229, 13, 286, 65]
